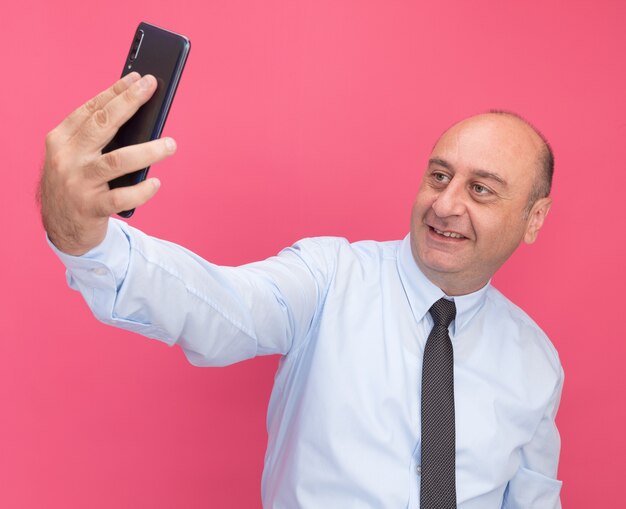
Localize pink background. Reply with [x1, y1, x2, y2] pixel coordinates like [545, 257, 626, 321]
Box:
[1, 0, 624, 507]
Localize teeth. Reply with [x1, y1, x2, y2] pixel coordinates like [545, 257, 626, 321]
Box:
[434, 228, 463, 239]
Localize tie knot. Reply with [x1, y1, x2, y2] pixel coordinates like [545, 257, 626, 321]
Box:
[429, 298, 456, 327]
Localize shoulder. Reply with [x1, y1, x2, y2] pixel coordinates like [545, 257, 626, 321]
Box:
[286, 236, 401, 265]
[484, 286, 562, 379]
[280, 237, 402, 286]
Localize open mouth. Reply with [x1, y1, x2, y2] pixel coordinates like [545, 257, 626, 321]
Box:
[430, 226, 466, 240]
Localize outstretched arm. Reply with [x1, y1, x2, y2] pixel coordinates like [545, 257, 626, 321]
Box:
[49, 219, 332, 366]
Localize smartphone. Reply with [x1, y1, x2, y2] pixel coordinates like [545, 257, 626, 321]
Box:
[104, 21, 190, 218]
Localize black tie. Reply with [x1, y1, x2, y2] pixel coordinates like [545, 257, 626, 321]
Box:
[420, 297, 457, 508]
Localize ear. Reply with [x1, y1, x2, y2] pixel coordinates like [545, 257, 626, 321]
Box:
[524, 197, 552, 244]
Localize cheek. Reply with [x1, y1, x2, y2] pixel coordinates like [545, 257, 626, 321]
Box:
[411, 199, 430, 234]
[475, 212, 526, 253]
[412, 188, 434, 217]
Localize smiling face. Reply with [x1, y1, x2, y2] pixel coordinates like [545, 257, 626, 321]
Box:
[410, 113, 552, 295]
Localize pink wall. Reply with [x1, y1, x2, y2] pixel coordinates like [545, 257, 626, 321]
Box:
[1, 0, 624, 506]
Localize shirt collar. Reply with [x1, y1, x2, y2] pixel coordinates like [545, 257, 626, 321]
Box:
[396, 234, 489, 336]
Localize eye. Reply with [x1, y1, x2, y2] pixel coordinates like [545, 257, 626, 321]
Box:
[472, 183, 492, 195]
[432, 172, 450, 183]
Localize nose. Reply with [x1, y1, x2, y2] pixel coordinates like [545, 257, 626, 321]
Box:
[431, 180, 467, 218]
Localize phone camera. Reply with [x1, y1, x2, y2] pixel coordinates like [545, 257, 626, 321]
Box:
[129, 29, 144, 62]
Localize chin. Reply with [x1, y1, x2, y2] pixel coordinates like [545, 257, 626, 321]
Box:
[416, 247, 464, 276]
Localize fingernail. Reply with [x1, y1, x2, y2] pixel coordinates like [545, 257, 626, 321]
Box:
[165, 137, 177, 151]
[151, 178, 161, 189]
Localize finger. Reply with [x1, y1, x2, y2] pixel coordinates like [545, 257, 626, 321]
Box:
[98, 178, 162, 217]
[93, 137, 177, 183]
[76, 74, 158, 150]
[57, 73, 141, 139]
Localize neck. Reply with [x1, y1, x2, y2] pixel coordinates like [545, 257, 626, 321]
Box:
[431, 277, 488, 297]
[411, 256, 490, 297]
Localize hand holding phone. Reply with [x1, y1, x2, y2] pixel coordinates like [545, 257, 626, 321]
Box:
[40, 22, 190, 255]
[105, 22, 191, 217]
[40, 74, 174, 255]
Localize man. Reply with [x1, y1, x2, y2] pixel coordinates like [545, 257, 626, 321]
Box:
[40, 73, 563, 508]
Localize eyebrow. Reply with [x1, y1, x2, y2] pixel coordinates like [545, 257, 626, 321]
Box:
[428, 157, 508, 187]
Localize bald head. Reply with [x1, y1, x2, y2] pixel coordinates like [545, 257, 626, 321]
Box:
[487, 111, 554, 215]
[435, 111, 554, 216]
